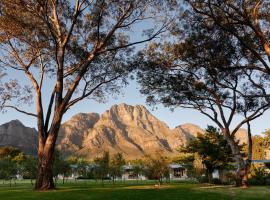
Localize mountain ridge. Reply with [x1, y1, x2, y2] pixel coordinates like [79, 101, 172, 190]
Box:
[0, 103, 249, 159]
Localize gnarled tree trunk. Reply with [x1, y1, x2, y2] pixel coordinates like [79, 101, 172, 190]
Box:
[222, 128, 250, 187]
[35, 118, 62, 190]
[35, 150, 55, 190]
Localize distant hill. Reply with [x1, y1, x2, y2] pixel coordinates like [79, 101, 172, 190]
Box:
[0, 120, 37, 155]
[0, 103, 249, 159]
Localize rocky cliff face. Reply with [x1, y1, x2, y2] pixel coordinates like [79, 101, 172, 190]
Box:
[56, 113, 100, 155]
[0, 120, 37, 155]
[79, 104, 179, 159]
[70, 104, 204, 159]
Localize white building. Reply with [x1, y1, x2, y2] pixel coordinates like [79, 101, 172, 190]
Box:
[121, 164, 146, 180]
[169, 164, 188, 180]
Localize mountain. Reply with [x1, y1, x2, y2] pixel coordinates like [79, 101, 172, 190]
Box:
[57, 113, 100, 156]
[0, 120, 37, 155]
[0, 103, 249, 159]
[235, 128, 249, 145]
[172, 123, 204, 146]
[58, 104, 204, 159]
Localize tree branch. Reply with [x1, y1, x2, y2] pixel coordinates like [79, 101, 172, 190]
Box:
[4, 105, 37, 117]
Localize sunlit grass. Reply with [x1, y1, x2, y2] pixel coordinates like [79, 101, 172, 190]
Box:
[0, 180, 269, 200]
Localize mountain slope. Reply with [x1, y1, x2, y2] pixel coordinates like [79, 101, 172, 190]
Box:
[71, 104, 202, 159]
[0, 120, 37, 155]
[56, 113, 100, 155]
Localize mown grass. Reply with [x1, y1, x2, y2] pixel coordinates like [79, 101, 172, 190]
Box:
[0, 180, 269, 200]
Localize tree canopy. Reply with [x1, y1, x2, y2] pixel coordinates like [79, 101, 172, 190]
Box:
[182, 126, 235, 181]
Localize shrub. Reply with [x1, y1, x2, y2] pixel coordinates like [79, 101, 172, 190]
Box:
[248, 168, 270, 185]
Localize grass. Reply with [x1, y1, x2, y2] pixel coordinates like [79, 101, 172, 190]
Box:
[0, 180, 269, 200]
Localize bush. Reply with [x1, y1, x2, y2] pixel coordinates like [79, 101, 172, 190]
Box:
[197, 175, 208, 183]
[212, 178, 222, 185]
[248, 168, 270, 185]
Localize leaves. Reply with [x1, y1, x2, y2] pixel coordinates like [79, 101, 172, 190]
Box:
[182, 126, 235, 173]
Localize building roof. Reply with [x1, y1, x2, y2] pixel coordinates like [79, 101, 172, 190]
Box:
[252, 160, 270, 163]
[169, 164, 185, 169]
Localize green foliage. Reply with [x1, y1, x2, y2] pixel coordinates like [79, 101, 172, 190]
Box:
[190, 153, 205, 179]
[94, 152, 110, 182]
[0, 147, 24, 183]
[144, 155, 169, 184]
[110, 153, 126, 182]
[0, 147, 22, 159]
[53, 151, 71, 183]
[248, 166, 270, 186]
[182, 126, 234, 182]
[20, 156, 37, 181]
[171, 153, 194, 164]
[0, 157, 17, 180]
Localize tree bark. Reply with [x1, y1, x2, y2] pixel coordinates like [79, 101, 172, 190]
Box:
[35, 122, 61, 190]
[222, 128, 247, 187]
[241, 163, 250, 188]
[35, 145, 55, 190]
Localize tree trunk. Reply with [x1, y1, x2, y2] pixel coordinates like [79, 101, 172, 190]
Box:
[241, 163, 250, 188]
[35, 151, 55, 190]
[35, 131, 59, 190]
[35, 110, 63, 190]
[207, 169, 213, 183]
[222, 128, 246, 187]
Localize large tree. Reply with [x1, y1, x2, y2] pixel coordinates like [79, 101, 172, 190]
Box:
[0, 0, 175, 190]
[136, 7, 270, 186]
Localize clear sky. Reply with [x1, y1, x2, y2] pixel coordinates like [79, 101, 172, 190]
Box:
[0, 78, 270, 135]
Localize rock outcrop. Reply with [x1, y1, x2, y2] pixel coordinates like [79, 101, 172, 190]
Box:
[56, 113, 100, 155]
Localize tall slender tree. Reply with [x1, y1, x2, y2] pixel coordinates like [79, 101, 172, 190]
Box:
[0, 0, 176, 190]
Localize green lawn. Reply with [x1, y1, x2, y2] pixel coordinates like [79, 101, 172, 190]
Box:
[0, 180, 269, 200]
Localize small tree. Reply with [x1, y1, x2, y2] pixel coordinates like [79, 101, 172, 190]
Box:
[0, 157, 17, 187]
[94, 152, 110, 185]
[192, 153, 205, 180]
[21, 156, 38, 185]
[144, 155, 169, 186]
[182, 126, 235, 183]
[76, 159, 92, 179]
[110, 153, 125, 184]
[53, 151, 71, 185]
